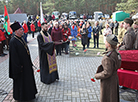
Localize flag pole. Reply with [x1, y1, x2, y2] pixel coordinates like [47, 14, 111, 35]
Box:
[40, 2, 44, 24]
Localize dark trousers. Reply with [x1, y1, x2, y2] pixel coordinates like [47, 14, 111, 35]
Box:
[55, 44, 62, 55]
[83, 45, 86, 50]
[0, 42, 3, 54]
[87, 38, 91, 48]
[23, 33, 28, 43]
[62, 42, 69, 53]
[111, 28, 114, 34]
[32, 32, 34, 38]
[93, 35, 99, 48]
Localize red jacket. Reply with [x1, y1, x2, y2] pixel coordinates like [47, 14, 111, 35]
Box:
[0, 29, 6, 42]
[61, 28, 71, 41]
[51, 27, 63, 44]
[22, 23, 28, 33]
[37, 20, 41, 27]
[30, 24, 35, 32]
[52, 15, 55, 20]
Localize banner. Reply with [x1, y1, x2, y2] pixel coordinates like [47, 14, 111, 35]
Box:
[4, 5, 12, 35]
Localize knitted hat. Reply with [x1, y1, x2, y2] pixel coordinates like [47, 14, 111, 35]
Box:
[106, 34, 118, 45]
[124, 18, 133, 26]
[10, 22, 21, 32]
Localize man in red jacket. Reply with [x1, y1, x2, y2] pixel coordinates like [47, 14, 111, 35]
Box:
[0, 23, 7, 57]
[61, 22, 71, 54]
[22, 21, 28, 43]
[30, 21, 35, 38]
[37, 19, 41, 32]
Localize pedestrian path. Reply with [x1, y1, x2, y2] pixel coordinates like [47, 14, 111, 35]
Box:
[0, 33, 135, 102]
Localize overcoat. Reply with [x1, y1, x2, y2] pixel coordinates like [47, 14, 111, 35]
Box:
[9, 35, 37, 101]
[71, 26, 77, 41]
[134, 28, 138, 49]
[95, 48, 121, 102]
[119, 27, 135, 50]
[51, 27, 63, 45]
[80, 28, 88, 45]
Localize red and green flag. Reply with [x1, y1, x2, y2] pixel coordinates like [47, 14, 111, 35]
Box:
[3, 5, 12, 35]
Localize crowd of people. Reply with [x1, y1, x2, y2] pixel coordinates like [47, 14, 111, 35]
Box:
[0, 14, 138, 102]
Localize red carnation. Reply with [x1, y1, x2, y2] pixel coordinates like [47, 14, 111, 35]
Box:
[91, 77, 95, 82]
[37, 69, 40, 72]
[74, 44, 77, 47]
[84, 49, 88, 52]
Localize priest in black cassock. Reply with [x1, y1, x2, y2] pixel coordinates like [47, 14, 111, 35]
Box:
[37, 22, 59, 84]
[9, 22, 37, 101]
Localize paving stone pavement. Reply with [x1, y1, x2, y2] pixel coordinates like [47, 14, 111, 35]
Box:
[0, 33, 136, 102]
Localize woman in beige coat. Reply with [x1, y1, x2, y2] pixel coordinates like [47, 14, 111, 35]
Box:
[95, 34, 121, 102]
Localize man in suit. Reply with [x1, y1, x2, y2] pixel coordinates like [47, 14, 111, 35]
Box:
[93, 21, 100, 48]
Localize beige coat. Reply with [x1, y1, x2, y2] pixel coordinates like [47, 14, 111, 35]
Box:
[134, 28, 138, 49]
[95, 48, 121, 102]
[119, 27, 135, 50]
[118, 27, 126, 43]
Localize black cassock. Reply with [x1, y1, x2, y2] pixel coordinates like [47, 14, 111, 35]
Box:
[9, 35, 37, 101]
[37, 31, 59, 84]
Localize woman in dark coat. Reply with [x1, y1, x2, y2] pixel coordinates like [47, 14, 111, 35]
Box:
[80, 24, 88, 50]
[51, 21, 63, 56]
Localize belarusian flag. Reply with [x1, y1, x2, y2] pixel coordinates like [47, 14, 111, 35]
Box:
[4, 5, 12, 35]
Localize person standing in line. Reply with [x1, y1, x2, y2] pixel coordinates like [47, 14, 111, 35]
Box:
[114, 20, 119, 35]
[51, 21, 63, 56]
[30, 21, 35, 38]
[22, 20, 28, 43]
[70, 22, 77, 46]
[133, 20, 138, 50]
[61, 22, 71, 54]
[37, 22, 59, 84]
[80, 24, 88, 50]
[37, 19, 41, 32]
[103, 23, 112, 43]
[9, 22, 37, 101]
[27, 21, 31, 33]
[0, 23, 7, 57]
[86, 22, 92, 48]
[118, 18, 135, 50]
[110, 20, 114, 34]
[117, 21, 126, 43]
[93, 21, 100, 48]
[95, 34, 121, 102]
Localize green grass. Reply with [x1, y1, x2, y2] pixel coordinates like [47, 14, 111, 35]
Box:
[69, 35, 106, 57]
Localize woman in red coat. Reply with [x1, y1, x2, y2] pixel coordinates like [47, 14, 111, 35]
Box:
[30, 21, 35, 38]
[0, 24, 7, 57]
[61, 22, 71, 54]
[22, 21, 28, 43]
